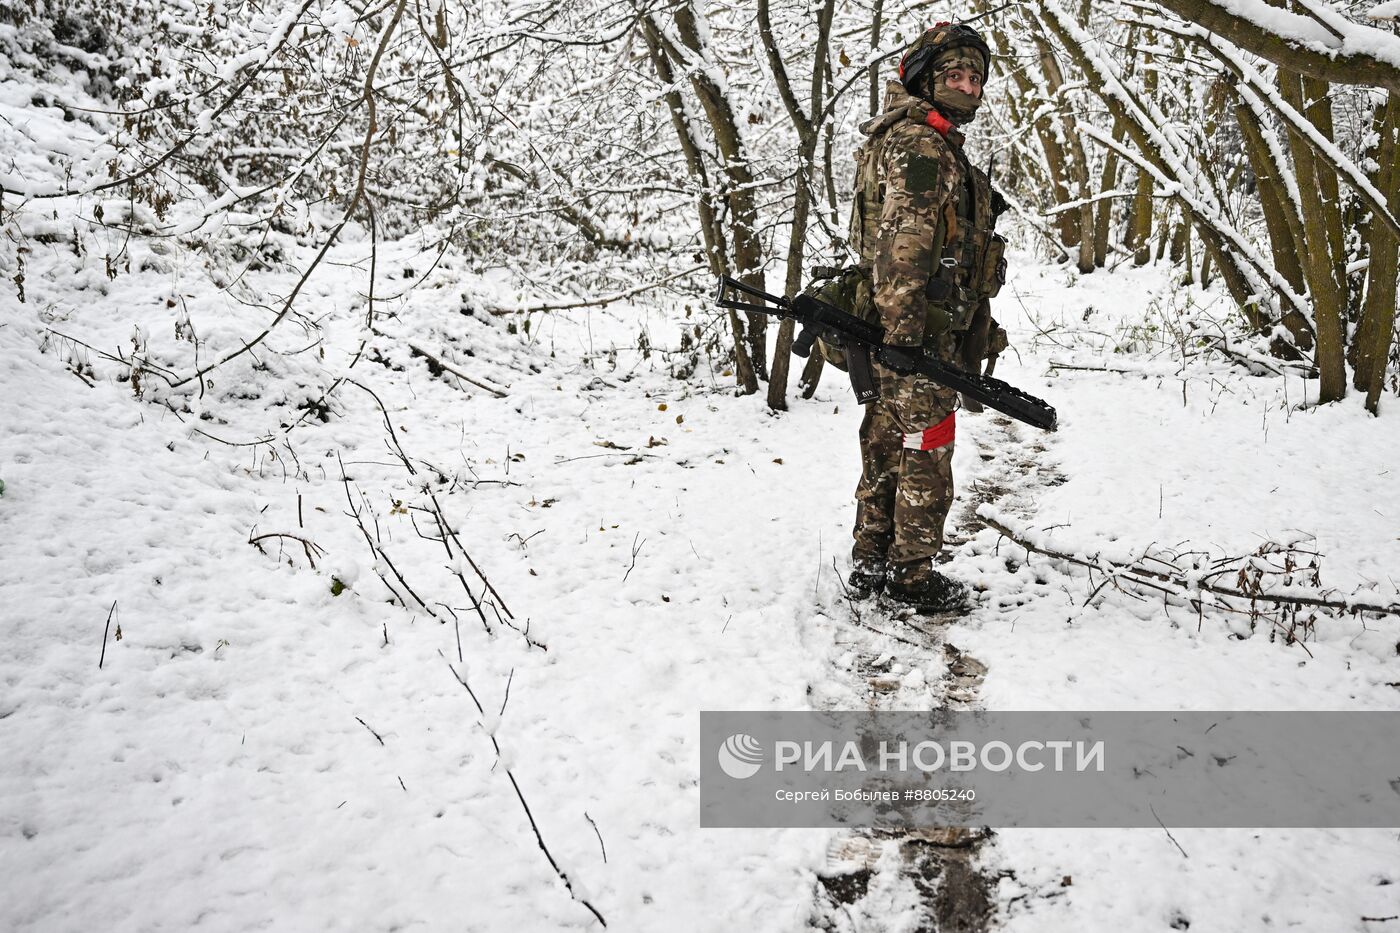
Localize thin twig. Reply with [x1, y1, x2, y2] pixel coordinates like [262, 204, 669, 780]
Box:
[338, 453, 438, 618]
[356, 716, 386, 746]
[448, 662, 606, 927]
[499, 667, 514, 717]
[1150, 804, 1189, 859]
[623, 533, 646, 583]
[248, 531, 325, 568]
[98, 600, 117, 669]
[585, 812, 607, 863]
[428, 491, 516, 620]
[348, 378, 416, 475]
[45, 328, 178, 382]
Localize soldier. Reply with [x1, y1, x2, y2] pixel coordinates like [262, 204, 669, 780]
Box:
[846, 22, 1008, 613]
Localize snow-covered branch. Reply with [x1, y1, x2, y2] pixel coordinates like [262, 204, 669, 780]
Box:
[1145, 0, 1400, 93]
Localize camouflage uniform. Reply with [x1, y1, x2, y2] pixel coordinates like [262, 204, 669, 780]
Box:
[854, 363, 960, 575]
[850, 40, 1004, 591]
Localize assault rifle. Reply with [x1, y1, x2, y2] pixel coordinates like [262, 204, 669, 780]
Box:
[715, 275, 1057, 432]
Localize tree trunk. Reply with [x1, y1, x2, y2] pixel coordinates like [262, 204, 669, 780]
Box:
[668, 3, 769, 382]
[1156, 205, 1173, 262]
[767, 171, 810, 411]
[640, 16, 757, 394]
[1355, 93, 1399, 413]
[1234, 97, 1306, 295]
[1177, 220, 1193, 285]
[1092, 119, 1121, 268]
[756, 0, 834, 411]
[868, 0, 885, 118]
[1032, 29, 1093, 264]
[1130, 47, 1157, 265]
[986, 11, 1079, 253]
[1280, 69, 1347, 403]
[1036, 1, 1296, 330]
[1131, 170, 1154, 264]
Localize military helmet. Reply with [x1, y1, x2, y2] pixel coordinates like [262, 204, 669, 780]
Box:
[898, 22, 992, 96]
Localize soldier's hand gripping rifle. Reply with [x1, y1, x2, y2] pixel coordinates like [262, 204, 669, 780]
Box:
[715, 275, 1057, 432]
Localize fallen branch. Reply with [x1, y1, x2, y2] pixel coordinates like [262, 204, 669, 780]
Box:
[977, 508, 1400, 619]
[509, 263, 707, 313]
[378, 331, 509, 398]
[1200, 334, 1317, 379]
[1047, 361, 1137, 374]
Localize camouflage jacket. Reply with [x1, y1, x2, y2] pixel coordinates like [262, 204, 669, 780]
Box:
[851, 81, 998, 350]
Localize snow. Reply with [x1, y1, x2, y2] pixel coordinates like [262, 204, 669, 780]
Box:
[3, 5, 1399, 929]
[0, 236, 840, 929]
[3, 222, 1397, 929]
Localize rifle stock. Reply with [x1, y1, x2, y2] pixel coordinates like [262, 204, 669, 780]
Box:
[716, 275, 1057, 433]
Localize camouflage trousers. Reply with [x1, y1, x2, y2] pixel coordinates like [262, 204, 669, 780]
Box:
[852, 361, 958, 583]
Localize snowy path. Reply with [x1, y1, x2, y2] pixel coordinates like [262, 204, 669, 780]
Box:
[803, 412, 1060, 933]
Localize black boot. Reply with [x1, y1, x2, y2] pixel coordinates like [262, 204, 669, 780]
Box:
[885, 567, 971, 615]
[846, 557, 887, 597]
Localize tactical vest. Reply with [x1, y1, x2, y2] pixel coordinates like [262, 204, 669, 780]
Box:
[848, 113, 1008, 342]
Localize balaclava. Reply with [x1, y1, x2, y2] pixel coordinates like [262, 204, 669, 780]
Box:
[899, 23, 992, 126]
[926, 45, 986, 124]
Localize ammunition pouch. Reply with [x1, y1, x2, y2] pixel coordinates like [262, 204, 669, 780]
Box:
[924, 224, 1007, 342]
[798, 265, 875, 372]
[923, 274, 976, 338]
[980, 233, 1008, 300]
[988, 322, 1009, 359]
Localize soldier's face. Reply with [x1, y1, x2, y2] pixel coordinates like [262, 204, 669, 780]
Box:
[942, 67, 983, 99]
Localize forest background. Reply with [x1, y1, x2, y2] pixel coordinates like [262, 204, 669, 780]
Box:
[4, 0, 1399, 414]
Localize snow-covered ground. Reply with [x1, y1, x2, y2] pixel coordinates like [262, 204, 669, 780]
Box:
[3, 223, 1397, 931]
[946, 264, 1400, 933]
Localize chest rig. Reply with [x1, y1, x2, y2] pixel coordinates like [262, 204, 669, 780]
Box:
[926, 147, 1003, 334]
[850, 109, 1008, 343]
